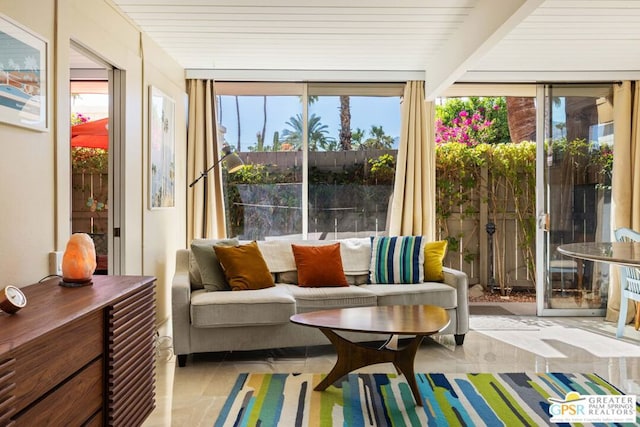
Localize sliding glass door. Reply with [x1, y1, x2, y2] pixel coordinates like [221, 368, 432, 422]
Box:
[537, 84, 613, 315]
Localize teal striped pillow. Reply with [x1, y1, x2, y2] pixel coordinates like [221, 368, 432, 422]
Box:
[369, 236, 426, 284]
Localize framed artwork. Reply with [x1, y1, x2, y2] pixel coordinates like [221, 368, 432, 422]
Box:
[149, 86, 175, 209]
[0, 14, 47, 131]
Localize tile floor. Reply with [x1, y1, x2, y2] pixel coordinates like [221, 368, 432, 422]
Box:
[143, 313, 640, 427]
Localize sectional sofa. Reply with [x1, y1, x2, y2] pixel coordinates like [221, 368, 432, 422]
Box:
[172, 237, 469, 366]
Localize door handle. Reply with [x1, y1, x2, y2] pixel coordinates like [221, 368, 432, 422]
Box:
[537, 213, 549, 231]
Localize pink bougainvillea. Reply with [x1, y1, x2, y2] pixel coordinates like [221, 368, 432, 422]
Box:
[435, 109, 494, 146]
[71, 112, 91, 126]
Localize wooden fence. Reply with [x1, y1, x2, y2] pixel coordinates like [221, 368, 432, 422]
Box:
[438, 180, 535, 289]
[71, 172, 108, 255]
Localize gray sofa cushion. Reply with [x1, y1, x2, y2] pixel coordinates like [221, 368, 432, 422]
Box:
[190, 285, 296, 328]
[358, 283, 457, 309]
[190, 238, 239, 291]
[279, 283, 377, 313]
[277, 271, 369, 286]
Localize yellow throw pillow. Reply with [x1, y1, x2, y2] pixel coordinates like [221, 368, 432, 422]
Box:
[424, 240, 448, 282]
[213, 241, 275, 291]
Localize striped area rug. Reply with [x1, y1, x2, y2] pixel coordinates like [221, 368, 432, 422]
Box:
[214, 372, 639, 426]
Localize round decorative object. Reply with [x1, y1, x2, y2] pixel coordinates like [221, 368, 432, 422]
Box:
[0, 285, 27, 314]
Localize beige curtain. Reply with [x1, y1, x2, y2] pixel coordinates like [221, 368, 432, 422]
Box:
[608, 81, 640, 323]
[186, 80, 227, 241]
[388, 81, 436, 239]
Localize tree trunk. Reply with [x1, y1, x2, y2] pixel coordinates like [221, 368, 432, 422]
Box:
[260, 96, 267, 150]
[339, 95, 351, 151]
[235, 96, 241, 152]
[565, 97, 598, 144]
[506, 97, 536, 143]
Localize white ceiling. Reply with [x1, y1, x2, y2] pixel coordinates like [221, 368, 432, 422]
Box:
[109, 0, 640, 98]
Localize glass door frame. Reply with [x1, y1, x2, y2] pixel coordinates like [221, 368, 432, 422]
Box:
[535, 83, 610, 317]
[535, 84, 547, 316]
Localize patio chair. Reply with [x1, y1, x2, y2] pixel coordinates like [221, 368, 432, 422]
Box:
[613, 227, 640, 338]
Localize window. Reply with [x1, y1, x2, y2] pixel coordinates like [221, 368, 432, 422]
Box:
[216, 82, 402, 240]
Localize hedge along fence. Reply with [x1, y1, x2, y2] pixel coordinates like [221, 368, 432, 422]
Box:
[225, 150, 395, 241]
[437, 138, 612, 294]
[436, 142, 536, 293]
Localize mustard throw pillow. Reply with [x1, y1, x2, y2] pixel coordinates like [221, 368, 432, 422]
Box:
[291, 243, 349, 287]
[213, 241, 275, 291]
[424, 240, 448, 282]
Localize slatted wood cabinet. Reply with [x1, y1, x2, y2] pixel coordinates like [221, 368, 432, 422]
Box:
[0, 275, 156, 426]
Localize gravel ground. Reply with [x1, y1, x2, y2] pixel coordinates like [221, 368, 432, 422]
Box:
[469, 289, 536, 303]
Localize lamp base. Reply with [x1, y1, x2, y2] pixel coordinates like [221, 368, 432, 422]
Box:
[59, 277, 93, 288]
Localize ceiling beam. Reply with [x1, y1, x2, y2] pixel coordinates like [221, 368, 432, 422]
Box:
[458, 70, 640, 82]
[186, 68, 425, 82]
[424, 0, 544, 100]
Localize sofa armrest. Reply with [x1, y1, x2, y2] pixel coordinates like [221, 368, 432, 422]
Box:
[172, 249, 192, 356]
[442, 266, 469, 335]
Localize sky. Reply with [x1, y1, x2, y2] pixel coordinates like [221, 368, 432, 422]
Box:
[71, 93, 109, 120]
[70, 92, 402, 150]
[217, 95, 401, 151]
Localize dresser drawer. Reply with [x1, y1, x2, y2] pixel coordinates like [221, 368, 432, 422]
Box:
[14, 358, 103, 426]
[0, 357, 16, 425]
[12, 310, 104, 413]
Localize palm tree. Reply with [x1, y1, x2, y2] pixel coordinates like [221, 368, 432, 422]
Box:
[363, 125, 394, 149]
[505, 97, 536, 143]
[235, 96, 241, 152]
[281, 114, 303, 148]
[339, 95, 352, 150]
[281, 113, 334, 151]
[351, 128, 366, 149]
[318, 138, 339, 152]
[259, 96, 267, 150]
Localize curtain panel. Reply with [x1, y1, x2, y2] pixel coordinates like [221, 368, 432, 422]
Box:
[608, 81, 640, 323]
[388, 81, 436, 240]
[186, 80, 227, 241]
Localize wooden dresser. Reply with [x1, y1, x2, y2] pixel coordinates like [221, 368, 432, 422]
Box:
[0, 275, 156, 426]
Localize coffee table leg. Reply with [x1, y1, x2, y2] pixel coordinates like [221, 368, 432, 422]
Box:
[314, 328, 374, 391]
[391, 335, 425, 407]
[315, 328, 425, 406]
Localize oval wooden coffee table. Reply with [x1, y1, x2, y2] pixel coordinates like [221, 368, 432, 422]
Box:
[290, 304, 450, 406]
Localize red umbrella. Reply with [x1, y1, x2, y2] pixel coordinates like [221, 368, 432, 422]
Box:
[71, 117, 109, 149]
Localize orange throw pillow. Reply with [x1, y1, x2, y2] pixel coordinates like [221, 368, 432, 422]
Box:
[213, 241, 275, 291]
[291, 243, 349, 287]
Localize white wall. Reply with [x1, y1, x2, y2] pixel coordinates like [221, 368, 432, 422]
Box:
[0, 0, 186, 326]
[141, 33, 187, 326]
[0, 1, 56, 285]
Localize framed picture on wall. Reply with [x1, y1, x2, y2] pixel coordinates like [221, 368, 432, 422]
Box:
[149, 86, 175, 209]
[0, 14, 48, 131]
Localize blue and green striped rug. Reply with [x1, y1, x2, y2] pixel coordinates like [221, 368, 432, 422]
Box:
[215, 372, 639, 426]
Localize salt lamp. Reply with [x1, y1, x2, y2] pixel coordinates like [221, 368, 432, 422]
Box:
[60, 233, 97, 287]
